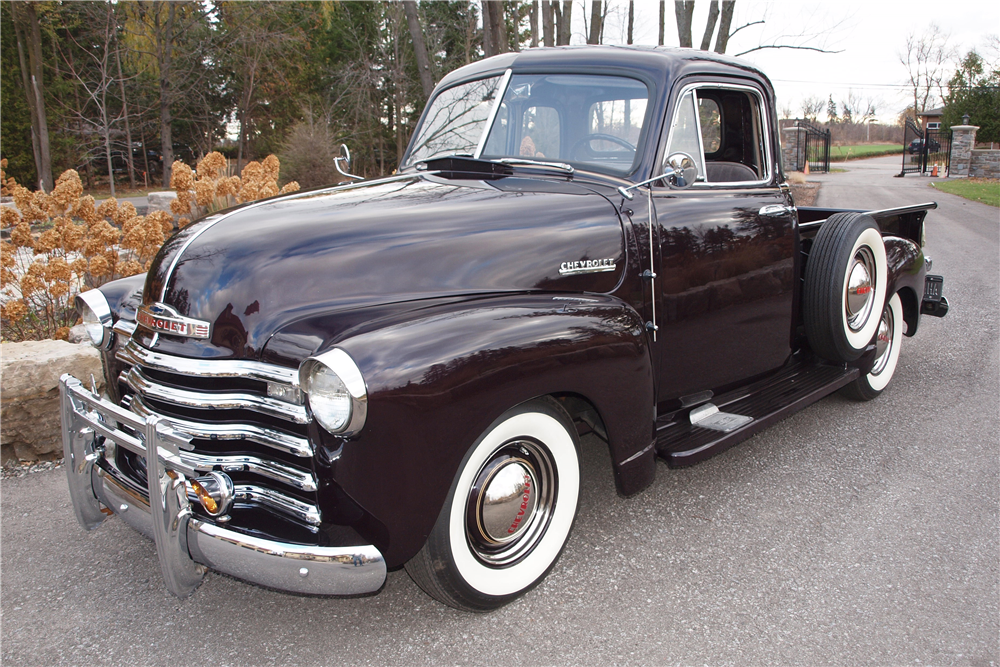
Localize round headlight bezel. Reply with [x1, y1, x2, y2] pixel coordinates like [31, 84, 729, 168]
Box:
[299, 348, 368, 436]
[75, 289, 114, 350]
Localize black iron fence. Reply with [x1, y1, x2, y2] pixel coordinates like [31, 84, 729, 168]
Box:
[899, 118, 952, 176]
[800, 121, 831, 173]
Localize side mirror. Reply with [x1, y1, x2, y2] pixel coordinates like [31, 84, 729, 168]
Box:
[618, 152, 698, 200]
[334, 144, 363, 182]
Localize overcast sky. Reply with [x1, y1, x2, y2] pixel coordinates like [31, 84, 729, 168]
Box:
[562, 0, 998, 124]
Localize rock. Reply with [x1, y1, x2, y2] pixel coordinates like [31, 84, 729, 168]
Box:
[146, 191, 177, 214]
[1, 340, 105, 463]
[67, 323, 89, 344]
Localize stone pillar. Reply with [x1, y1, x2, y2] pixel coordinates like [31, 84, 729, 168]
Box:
[949, 125, 979, 177]
[782, 126, 806, 172]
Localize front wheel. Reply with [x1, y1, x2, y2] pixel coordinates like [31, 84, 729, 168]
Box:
[405, 398, 580, 612]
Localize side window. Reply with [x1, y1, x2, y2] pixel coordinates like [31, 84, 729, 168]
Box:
[664, 86, 769, 185]
[663, 90, 707, 180]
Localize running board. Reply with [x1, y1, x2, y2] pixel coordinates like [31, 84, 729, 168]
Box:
[656, 360, 859, 467]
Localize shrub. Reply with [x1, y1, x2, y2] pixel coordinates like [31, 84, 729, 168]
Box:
[170, 152, 300, 225]
[1, 159, 171, 341]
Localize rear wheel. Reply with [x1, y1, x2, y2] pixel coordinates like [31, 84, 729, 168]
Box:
[405, 398, 580, 612]
[841, 293, 903, 401]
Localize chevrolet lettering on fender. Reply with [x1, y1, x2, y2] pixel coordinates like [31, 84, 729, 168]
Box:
[61, 46, 948, 612]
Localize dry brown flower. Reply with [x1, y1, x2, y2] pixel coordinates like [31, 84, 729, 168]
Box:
[10, 222, 34, 248]
[2, 300, 27, 322]
[279, 182, 301, 195]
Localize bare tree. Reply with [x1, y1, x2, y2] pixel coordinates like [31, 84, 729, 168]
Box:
[481, 0, 507, 56]
[10, 1, 53, 191]
[529, 1, 539, 47]
[552, 0, 572, 46]
[800, 96, 824, 122]
[403, 0, 434, 98]
[678, 2, 845, 57]
[58, 2, 131, 196]
[900, 24, 956, 114]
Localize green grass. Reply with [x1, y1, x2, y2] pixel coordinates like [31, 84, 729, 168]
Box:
[829, 144, 904, 161]
[931, 178, 1000, 207]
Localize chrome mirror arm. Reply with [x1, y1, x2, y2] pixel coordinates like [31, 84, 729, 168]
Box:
[618, 152, 698, 200]
[335, 144, 364, 182]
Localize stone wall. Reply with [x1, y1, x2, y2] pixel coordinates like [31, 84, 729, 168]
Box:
[782, 127, 805, 172]
[970, 149, 1000, 179]
[1, 340, 104, 463]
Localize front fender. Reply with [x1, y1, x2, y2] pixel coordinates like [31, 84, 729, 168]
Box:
[318, 293, 654, 568]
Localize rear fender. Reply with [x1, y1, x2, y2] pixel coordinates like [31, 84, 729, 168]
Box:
[321, 293, 655, 567]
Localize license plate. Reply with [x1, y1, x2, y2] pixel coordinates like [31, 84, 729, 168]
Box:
[924, 274, 944, 301]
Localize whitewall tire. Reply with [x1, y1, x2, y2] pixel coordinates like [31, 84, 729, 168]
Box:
[405, 398, 580, 611]
[842, 293, 903, 401]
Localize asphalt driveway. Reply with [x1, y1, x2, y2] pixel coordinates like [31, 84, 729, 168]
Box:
[2, 157, 997, 666]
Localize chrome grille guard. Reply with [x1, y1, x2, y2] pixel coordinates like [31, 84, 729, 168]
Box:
[60, 374, 386, 598]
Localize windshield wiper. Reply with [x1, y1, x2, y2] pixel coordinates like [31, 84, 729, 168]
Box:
[495, 158, 575, 174]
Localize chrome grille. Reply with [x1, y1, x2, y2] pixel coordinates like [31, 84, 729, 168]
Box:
[115, 339, 320, 528]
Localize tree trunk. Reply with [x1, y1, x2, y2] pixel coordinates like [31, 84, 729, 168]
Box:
[156, 2, 176, 188]
[627, 1, 634, 45]
[403, 0, 434, 98]
[658, 0, 665, 46]
[558, 0, 572, 45]
[14, 2, 53, 191]
[12, 6, 42, 189]
[587, 0, 602, 44]
[26, 2, 52, 191]
[113, 11, 137, 190]
[541, 0, 554, 46]
[675, 0, 694, 48]
[700, 0, 719, 51]
[714, 1, 735, 53]
[530, 1, 538, 47]
[481, 0, 495, 57]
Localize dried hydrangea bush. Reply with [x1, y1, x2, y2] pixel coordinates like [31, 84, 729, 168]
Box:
[2, 154, 299, 342]
[170, 152, 299, 227]
[1, 160, 172, 342]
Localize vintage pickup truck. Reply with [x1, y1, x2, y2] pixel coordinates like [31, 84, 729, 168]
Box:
[61, 46, 948, 612]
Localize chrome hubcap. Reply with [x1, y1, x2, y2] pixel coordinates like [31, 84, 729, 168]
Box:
[466, 440, 556, 567]
[846, 247, 876, 331]
[871, 303, 894, 376]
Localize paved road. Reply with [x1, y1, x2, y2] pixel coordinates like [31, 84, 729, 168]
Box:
[3, 157, 997, 666]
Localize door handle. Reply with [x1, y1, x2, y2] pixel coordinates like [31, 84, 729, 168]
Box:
[758, 204, 794, 217]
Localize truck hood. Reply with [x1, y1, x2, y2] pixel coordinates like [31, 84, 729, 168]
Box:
[140, 173, 625, 360]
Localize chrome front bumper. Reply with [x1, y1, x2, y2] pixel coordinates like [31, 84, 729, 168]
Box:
[59, 374, 386, 598]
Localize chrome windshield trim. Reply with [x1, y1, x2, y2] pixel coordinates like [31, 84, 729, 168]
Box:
[474, 68, 512, 159]
[121, 367, 309, 424]
[234, 485, 322, 526]
[118, 339, 299, 386]
[125, 395, 312, 458]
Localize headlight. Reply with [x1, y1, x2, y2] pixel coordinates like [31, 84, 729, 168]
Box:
[75, 289, 114, 349]
[299, 348, 368, 436]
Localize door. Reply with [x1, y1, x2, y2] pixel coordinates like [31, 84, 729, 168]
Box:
[651, 82, 796, 407]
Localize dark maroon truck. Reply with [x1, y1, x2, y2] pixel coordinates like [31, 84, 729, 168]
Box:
[62, 46, 948, 612]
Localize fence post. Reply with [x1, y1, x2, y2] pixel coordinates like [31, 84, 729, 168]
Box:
[949, 124, 978, 177]
[782, 126, 805, 172]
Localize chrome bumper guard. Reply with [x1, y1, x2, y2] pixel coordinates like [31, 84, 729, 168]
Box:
[59, 374, 386, 598]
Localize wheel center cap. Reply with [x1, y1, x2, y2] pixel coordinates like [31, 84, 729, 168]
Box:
[480, 460, 537, 543]
[846, 261, 873, 321]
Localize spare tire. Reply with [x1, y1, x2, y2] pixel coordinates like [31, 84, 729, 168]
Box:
[803, 212, 887, 362]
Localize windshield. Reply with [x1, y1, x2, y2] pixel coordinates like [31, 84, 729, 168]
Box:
[404, 73, 650, 176]
[405, 75, 504, 164]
